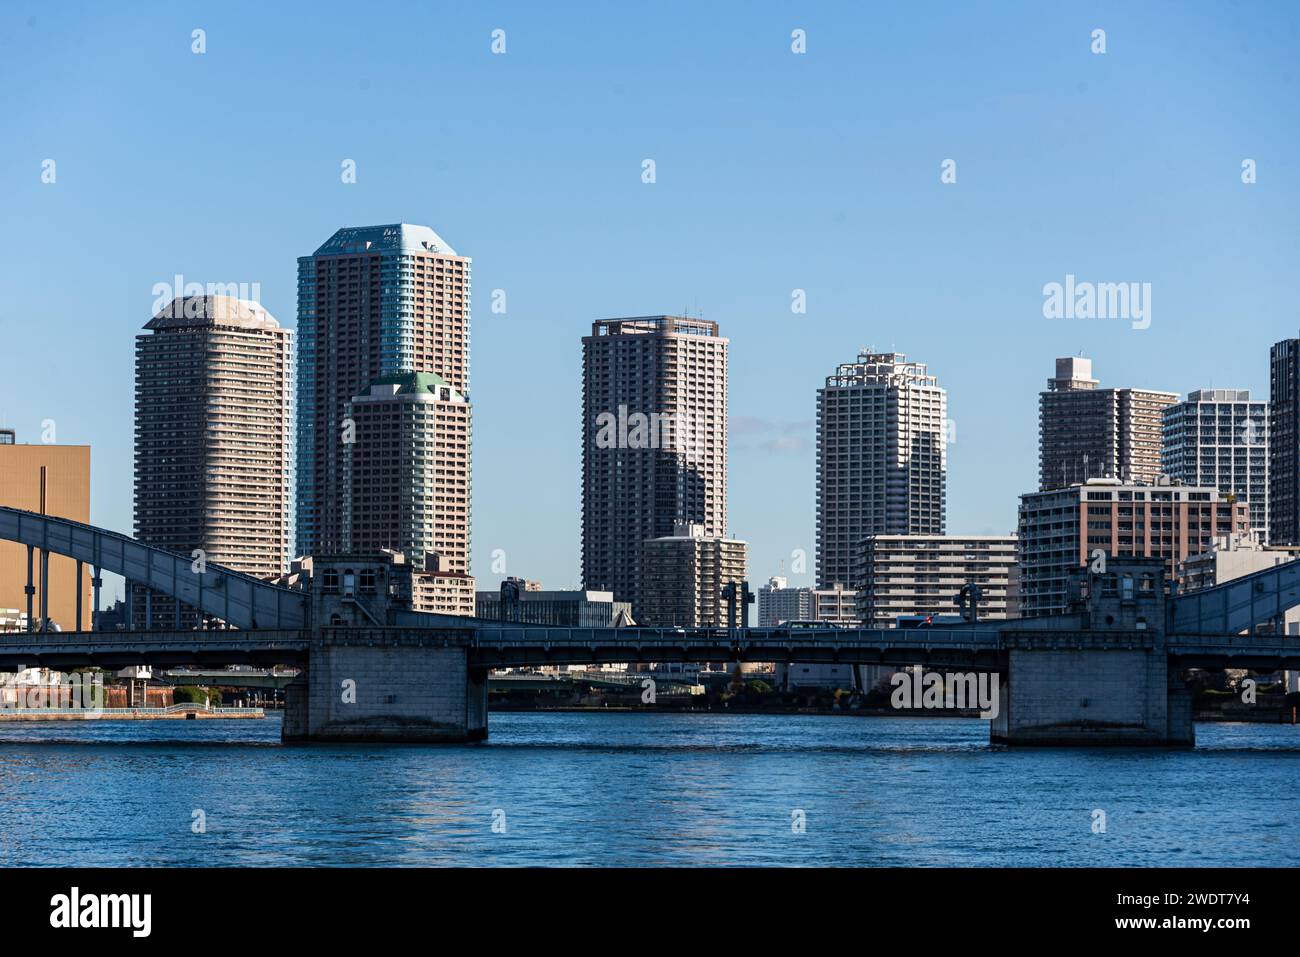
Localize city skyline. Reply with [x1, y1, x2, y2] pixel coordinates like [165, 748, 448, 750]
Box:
[3, 218, 1295, 605]
[3, 2, 1298, 599]
[6, 240, 1297, 601]
[1, 0, 1299, 899]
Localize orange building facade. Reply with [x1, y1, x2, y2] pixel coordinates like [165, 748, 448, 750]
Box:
[0, 441, 92, 631]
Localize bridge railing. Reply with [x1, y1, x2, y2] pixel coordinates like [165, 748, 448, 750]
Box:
[0, 507, 308, 630]
[1168, 557, 1300, 635]
[466, 623, 1007, 668]
[469, 623, 1005, 647]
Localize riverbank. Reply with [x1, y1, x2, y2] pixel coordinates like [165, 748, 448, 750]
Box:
[0, 705, 264, 721]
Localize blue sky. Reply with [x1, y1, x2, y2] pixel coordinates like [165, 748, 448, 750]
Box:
[2, 1, 1297, 603]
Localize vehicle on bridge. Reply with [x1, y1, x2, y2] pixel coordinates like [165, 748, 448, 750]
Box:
[897, 614, 965, 628]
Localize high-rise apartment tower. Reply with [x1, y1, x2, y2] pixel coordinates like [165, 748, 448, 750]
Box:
[134, 296, 294, 610]
[342, 372, 474, 615]
[581, 316, 729, 617]
[815, 350, 946, 590]
[1270, 339, 1300, 545]
[1038, 357, 1177, 490]
[296, 224, 470, 557]
[1162, 389, 1268, 541]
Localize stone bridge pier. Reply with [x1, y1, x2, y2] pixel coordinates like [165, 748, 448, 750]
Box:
[989, 645, 1193, 746]
[282, 632, 488, 743]
[991, 558, 1195, 747]
[281, 556, 488, 743]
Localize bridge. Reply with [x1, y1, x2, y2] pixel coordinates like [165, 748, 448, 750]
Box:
[2, 506, 1299, 746]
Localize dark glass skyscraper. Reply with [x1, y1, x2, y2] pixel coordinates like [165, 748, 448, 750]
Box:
[1269, 339, 1300, 545]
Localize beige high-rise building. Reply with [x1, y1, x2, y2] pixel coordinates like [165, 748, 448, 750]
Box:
[816, 350, 947, 591]
[343, 372, 473, 615]
[134, 296, 293, 623]
[812, 583, 859, 624]
[1039, 357, 1177, 490]
[640, 521, 747, 628]
[296, 224, 471, 557]
[0, 436, 91, 631]
[581, 316, 728, 618]
[856, 534, 1017, 627]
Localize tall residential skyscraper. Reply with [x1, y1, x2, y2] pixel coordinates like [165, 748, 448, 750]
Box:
[296, 224, 470, 557]
[342, 372, 474, 615]
[135, 295, 294, 584]
[1038, 357, 1177, 490]
[815, 350, 946, 590]
[1162, 389, 1269, 540]
[1270, 339, 1300, 545]
[581, 316, 729, 617]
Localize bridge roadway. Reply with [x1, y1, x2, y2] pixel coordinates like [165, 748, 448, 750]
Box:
[156, 669, 302, 691]
[9, 500, 1300, 635]
[5, 501, 1300, 675]
[2, 622, 1297, 673]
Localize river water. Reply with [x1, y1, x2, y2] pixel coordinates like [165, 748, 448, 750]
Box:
[0, 713, 1295, 866]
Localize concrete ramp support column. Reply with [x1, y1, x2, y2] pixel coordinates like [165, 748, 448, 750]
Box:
[1165, 667, 1195, 746]
[280, 629, 487, 743]
[282, 675, 311, 742]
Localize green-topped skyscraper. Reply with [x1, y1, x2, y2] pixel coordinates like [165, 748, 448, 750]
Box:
[296, 225, 473, 614]
[295, 224, 471, 558]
